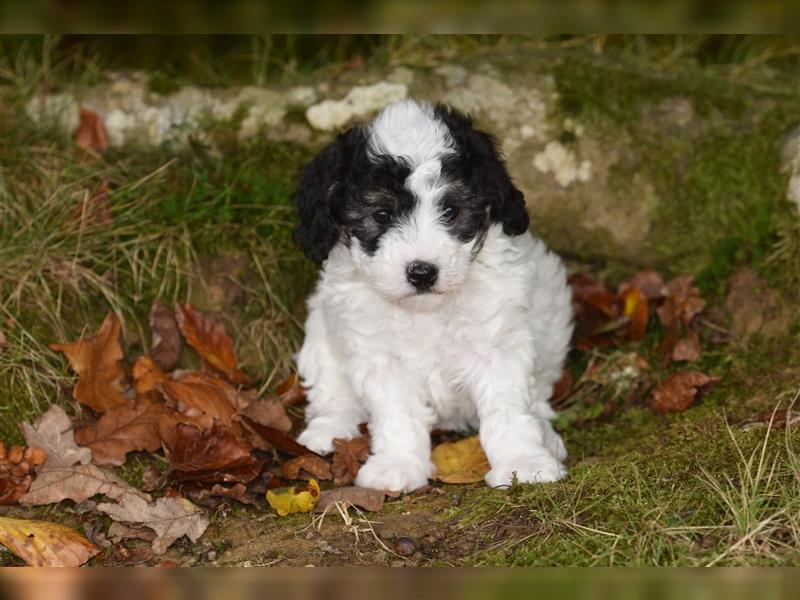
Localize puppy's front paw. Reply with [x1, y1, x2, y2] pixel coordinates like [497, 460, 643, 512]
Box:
[355, 454, 433, 493]
[485, 454, 566, 487]
[297, 419, 358, 455]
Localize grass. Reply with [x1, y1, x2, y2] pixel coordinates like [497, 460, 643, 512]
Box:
[1, 34, 800, 567]
[0, 94, 316, 442]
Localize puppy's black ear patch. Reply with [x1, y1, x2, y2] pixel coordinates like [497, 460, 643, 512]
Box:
[434, 104, 530, 236]
[293, 127, 365, 263]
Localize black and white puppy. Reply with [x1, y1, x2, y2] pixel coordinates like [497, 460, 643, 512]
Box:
[293, 100, 573, 492]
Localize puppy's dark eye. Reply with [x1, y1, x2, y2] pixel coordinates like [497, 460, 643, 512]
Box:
[373, 209, 392, 225]
[442, 206, 459, 221]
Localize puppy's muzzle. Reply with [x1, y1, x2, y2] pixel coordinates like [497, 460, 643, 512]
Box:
[406, 261, 438, 292]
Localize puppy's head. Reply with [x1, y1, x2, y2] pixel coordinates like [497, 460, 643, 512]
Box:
[293, 100, 528, 308]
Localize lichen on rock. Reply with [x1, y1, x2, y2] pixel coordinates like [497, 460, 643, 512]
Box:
[305, 81, 408, 131]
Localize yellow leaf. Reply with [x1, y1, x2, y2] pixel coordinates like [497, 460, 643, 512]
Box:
[432, 436, 490, 484]
[0, 516, 99, 567]
[266, 479, 320, 516]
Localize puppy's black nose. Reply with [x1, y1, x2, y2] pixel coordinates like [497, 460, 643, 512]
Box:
[406, 261, 438, 291]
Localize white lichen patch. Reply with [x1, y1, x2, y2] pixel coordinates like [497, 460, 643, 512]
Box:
[533, 140, 592, 187]
[780, 125, 800, 215]
[25, 93, 80, 133]
[305, 81, 409, 131]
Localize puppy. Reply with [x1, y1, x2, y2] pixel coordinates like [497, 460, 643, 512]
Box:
[292, 100, 573, 492]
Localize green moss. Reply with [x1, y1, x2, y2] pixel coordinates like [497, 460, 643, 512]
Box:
[449, 326, 800, 566]
[147, 70, 182, 96]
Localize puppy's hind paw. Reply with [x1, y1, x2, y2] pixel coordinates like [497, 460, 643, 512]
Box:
[485, 454, 567, 488]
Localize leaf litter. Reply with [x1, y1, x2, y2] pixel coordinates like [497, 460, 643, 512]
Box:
[3, 267, 727, 565]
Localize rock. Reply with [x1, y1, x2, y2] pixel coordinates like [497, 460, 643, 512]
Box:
[780, 124, 800, 215]
[724, 267, 790, 340]
[306, 81, 408, 131]
[533, 140, 592, 187]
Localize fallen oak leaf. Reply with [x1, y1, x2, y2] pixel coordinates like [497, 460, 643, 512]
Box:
[331, 436, 370, 486]
[657, 275, 706, 329]
[315, 487, 385, 513]
[266, 479, 320, 516]
[132, 356, 168, 395]
[160, 422, 262, 485]
[174, 303, 248, 384]
[0, 444, 47, 505]
[20, 406, 150, 506]
[20, 405, 91, 468]
[240, 393, 292, 433]
[738, 409, 800, 431]
[149, 301, 182, 371]
[619, 270, 665, 300]
[431, 436, 490, 484]
[74, 394, 169, 467]
[650, 372, 720, 414]
[74, 107, 108, 153]
[281, 454, 332, 481]
[671, 330, 702, 362]
[96, 495, 209, 555]
[159, 371, 240, 431]
[0, 516, 99, 566]
[49, 312, 128, 413]
[102, 544, 154, 567]
[186, 483, 256, 507]
[240, 416, 318, 456]
[20, 462, 151, 506]
[107, 521, 157, 544]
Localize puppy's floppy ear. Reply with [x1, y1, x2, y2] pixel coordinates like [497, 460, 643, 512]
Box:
[490, 167, 529, 236]
[293, 127, 364, 263]
[435, 104, 530, 236]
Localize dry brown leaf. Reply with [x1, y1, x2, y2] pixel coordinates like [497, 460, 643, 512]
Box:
[276, 373, 307, 406]
[20, 405, 91, 468]
[159, 371, 239, 430]
[738, 409, 800, 430]
[0, 444, 47, 505]
[149, 301, 183, 371]
[107, 521, 157, 544]
[315, 487, 385, 513]
[20, 405, 150, 506]
[331, 436, 370, 486]
[186, 482, 256, 507]
[281, 454, 332, 481]
[240, 417, 318, 456]
[650, 372, 720, 414]
[657, 275, 706, 329]
[0, 516, 99, 567]
[49, 313, 128, 413]
[569, 272, 620, 343]
[671, 330, 702, 362]
[240, 395, 291, 432]
[431, 436, 490, 484]
[619, 270, 665, 300]
[160, 423, 261, 485]
[96, 495, 209, 555]
[102, 543, 154, 567]
[74, 394, 170, 467]
[132, 356, 168, 395]
[74, 107, 108, 153]
[174, 303, 248, 384]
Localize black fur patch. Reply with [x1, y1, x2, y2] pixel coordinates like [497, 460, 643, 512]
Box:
[293, 102, 529, 263]
[434, 104, 530, 236]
